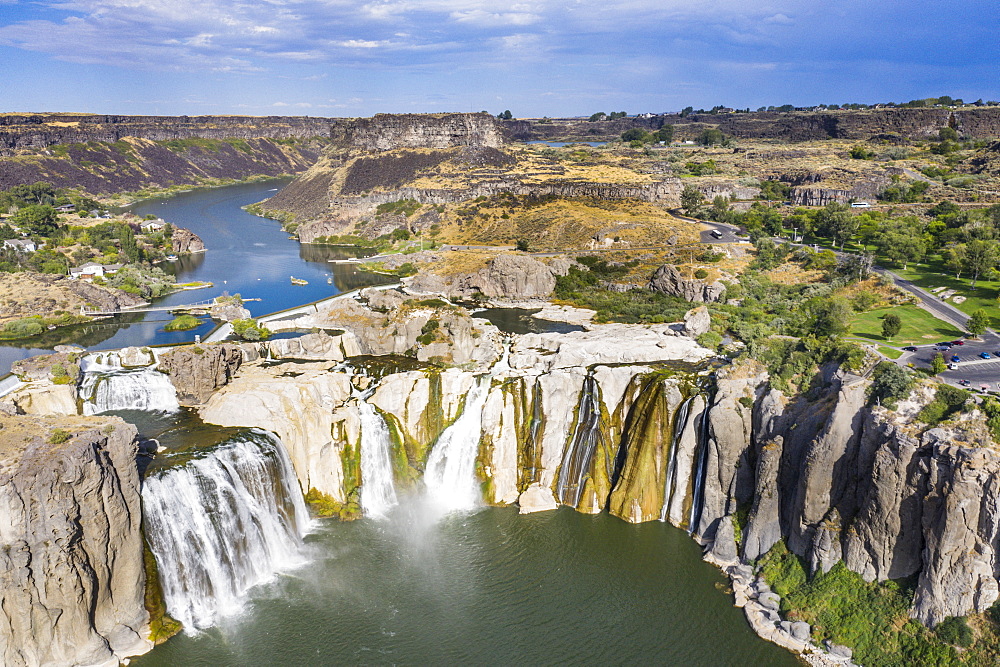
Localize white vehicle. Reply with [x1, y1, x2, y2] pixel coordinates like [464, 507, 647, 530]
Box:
[851, 202, 871, 208]
[710, 229, 724, 239]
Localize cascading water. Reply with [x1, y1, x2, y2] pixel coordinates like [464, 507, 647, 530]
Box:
[555, 374, 605, 507]
[423, 376, 490, 512]
[79, 353, 179, 415]
[660, 396, 695, 522]
[142, 430, 310, 631]
[357, 393, 399, 518]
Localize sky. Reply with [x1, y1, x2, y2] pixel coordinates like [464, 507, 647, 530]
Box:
[0, 0, 998, 118]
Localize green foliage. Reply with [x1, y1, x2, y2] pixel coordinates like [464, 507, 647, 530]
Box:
[231, 318, 271, 341]
[982, 397, 1000, 443]
[305, 487, 359, 520]
[164, 314, 202, 331]
[553, 259, 690, 324]
[758, 180, 791, 201]
[869, 362, 913, 407]
[375, 199, 421, 217]
[48, 429, 72, 444]
[1, 317, 45, 338]
[11, 204, 59, 236]
[931, 353, 947, 375]
[106, 265, 173, 298]
[758, 541, 956, 666]
[850, 144, 875, 159]
[938, 127, 960, 142]
[918, 384, 969, 424]
[882, 312, 902, 339]
[968, 308, 991, 336]
[515, 238, 530, 252]
[694, 268, 709, 279]
[695, 128, 726, 146]
[696, 331, 722, 350]
[935, 617, 973, 647]
[621, 128, 649, 142]
[680, 185, 703, 214]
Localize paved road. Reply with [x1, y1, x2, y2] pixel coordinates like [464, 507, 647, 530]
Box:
[667, 209, 746, 244]
[875, 268, 972, 331]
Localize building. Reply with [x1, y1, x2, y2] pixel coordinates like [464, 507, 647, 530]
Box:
[3, 239, 37, 253]
[140, 219, 166, 233]
[69, 262, 122, 281]
[54, 204, 76, 213]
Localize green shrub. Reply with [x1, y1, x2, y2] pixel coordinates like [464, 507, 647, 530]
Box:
[48, 429, 72, 444]
[231, 318, 270, 341]
[697, 331, 723, 350]
[935, 617, 973, 647]
[164, 314, 202, 331]
[694, 268, 709, 279]
[1, 317, 45, 339]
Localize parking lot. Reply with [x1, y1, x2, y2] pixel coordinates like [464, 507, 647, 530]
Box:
[899, 331, 1000, 390]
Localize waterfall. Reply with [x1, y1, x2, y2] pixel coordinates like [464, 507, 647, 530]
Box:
[423, 376, 490, 512]
[555, 374, 604, 508]
[79, 353, 179, 415]
[660, 396, 695, 522]
[687, 406, 711, 533]
[358, 396, 399, 518]
[142, 430, 310, 631]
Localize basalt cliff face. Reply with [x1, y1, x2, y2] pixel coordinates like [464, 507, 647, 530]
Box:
[0, 415, 151, 667]
[502, 107, 1000, 143]
[259, 113, 685, 237]
[14, 308, 1000, 662]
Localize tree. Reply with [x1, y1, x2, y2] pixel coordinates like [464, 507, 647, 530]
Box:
[938, 126, 959, 141]
[881, 312, 902, 339]
[680, 185, 703, 215]
[588, 112, 607, 122]
[968, 308, 991, 336]
[964, 238, 999, 287]
[695, 128, 725, 146]
[813, 296, 852, 338]
[931, 353, 947, 375]
[621, 128, 648, 142]
[655, 125, 674, 143]
[515, 238, 530, 252]
[11, 204, 58, 236]
[497, 110, 513, 120]
[869, 361, 913, 407]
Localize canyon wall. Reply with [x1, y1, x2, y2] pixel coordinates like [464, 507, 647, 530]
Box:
[0, 415, 151, 667]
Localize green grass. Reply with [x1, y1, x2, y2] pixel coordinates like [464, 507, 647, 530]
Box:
[850, 304, 963, 346]
[893, 254, 1000, 327]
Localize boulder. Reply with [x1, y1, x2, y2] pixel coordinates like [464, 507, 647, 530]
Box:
[518, 483, 559, 514]
[469, 254, 556, 299]
[682, 305, 711, 337]
[791, 621, 811, 642]
[648, 264, 725, 303]
[158, 344, 244, 405]
[171, 226, 205, 254]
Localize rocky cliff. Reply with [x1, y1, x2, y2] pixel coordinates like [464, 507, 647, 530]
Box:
[0, 415, 151, 667]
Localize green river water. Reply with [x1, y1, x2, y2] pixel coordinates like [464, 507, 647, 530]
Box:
[134, 502, 798, 666]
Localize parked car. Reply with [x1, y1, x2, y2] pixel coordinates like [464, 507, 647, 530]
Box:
[951, 355, 962, 362]
[902, 346, 917, 352]
[948, 363, 958, 370]
[951, 340, 965, 346]
[982, 352, 993, 359]
[937, 341, 954, 347]
[959, 379, 971, 386]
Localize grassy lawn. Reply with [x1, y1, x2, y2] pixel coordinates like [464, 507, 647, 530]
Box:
[850, 304, 964, 346]
[891, 255, 1000, 326]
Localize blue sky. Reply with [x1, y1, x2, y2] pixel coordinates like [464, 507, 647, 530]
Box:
[0, 0, 997, 117]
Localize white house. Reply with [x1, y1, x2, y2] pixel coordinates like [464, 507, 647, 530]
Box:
[70, 262, 122, 281]
[3, 239, 36, 253]
[140, 219, 166, 233]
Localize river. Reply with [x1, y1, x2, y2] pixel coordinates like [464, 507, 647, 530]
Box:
[0, 179, 388, 374]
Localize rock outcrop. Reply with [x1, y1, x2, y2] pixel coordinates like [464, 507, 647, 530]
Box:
[0, 415, 151, 667]
[408, 253, 558, 300]
[158, 344, 244, 405]
[170, 227, 205, 255]
[648, 265, 726, 303]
